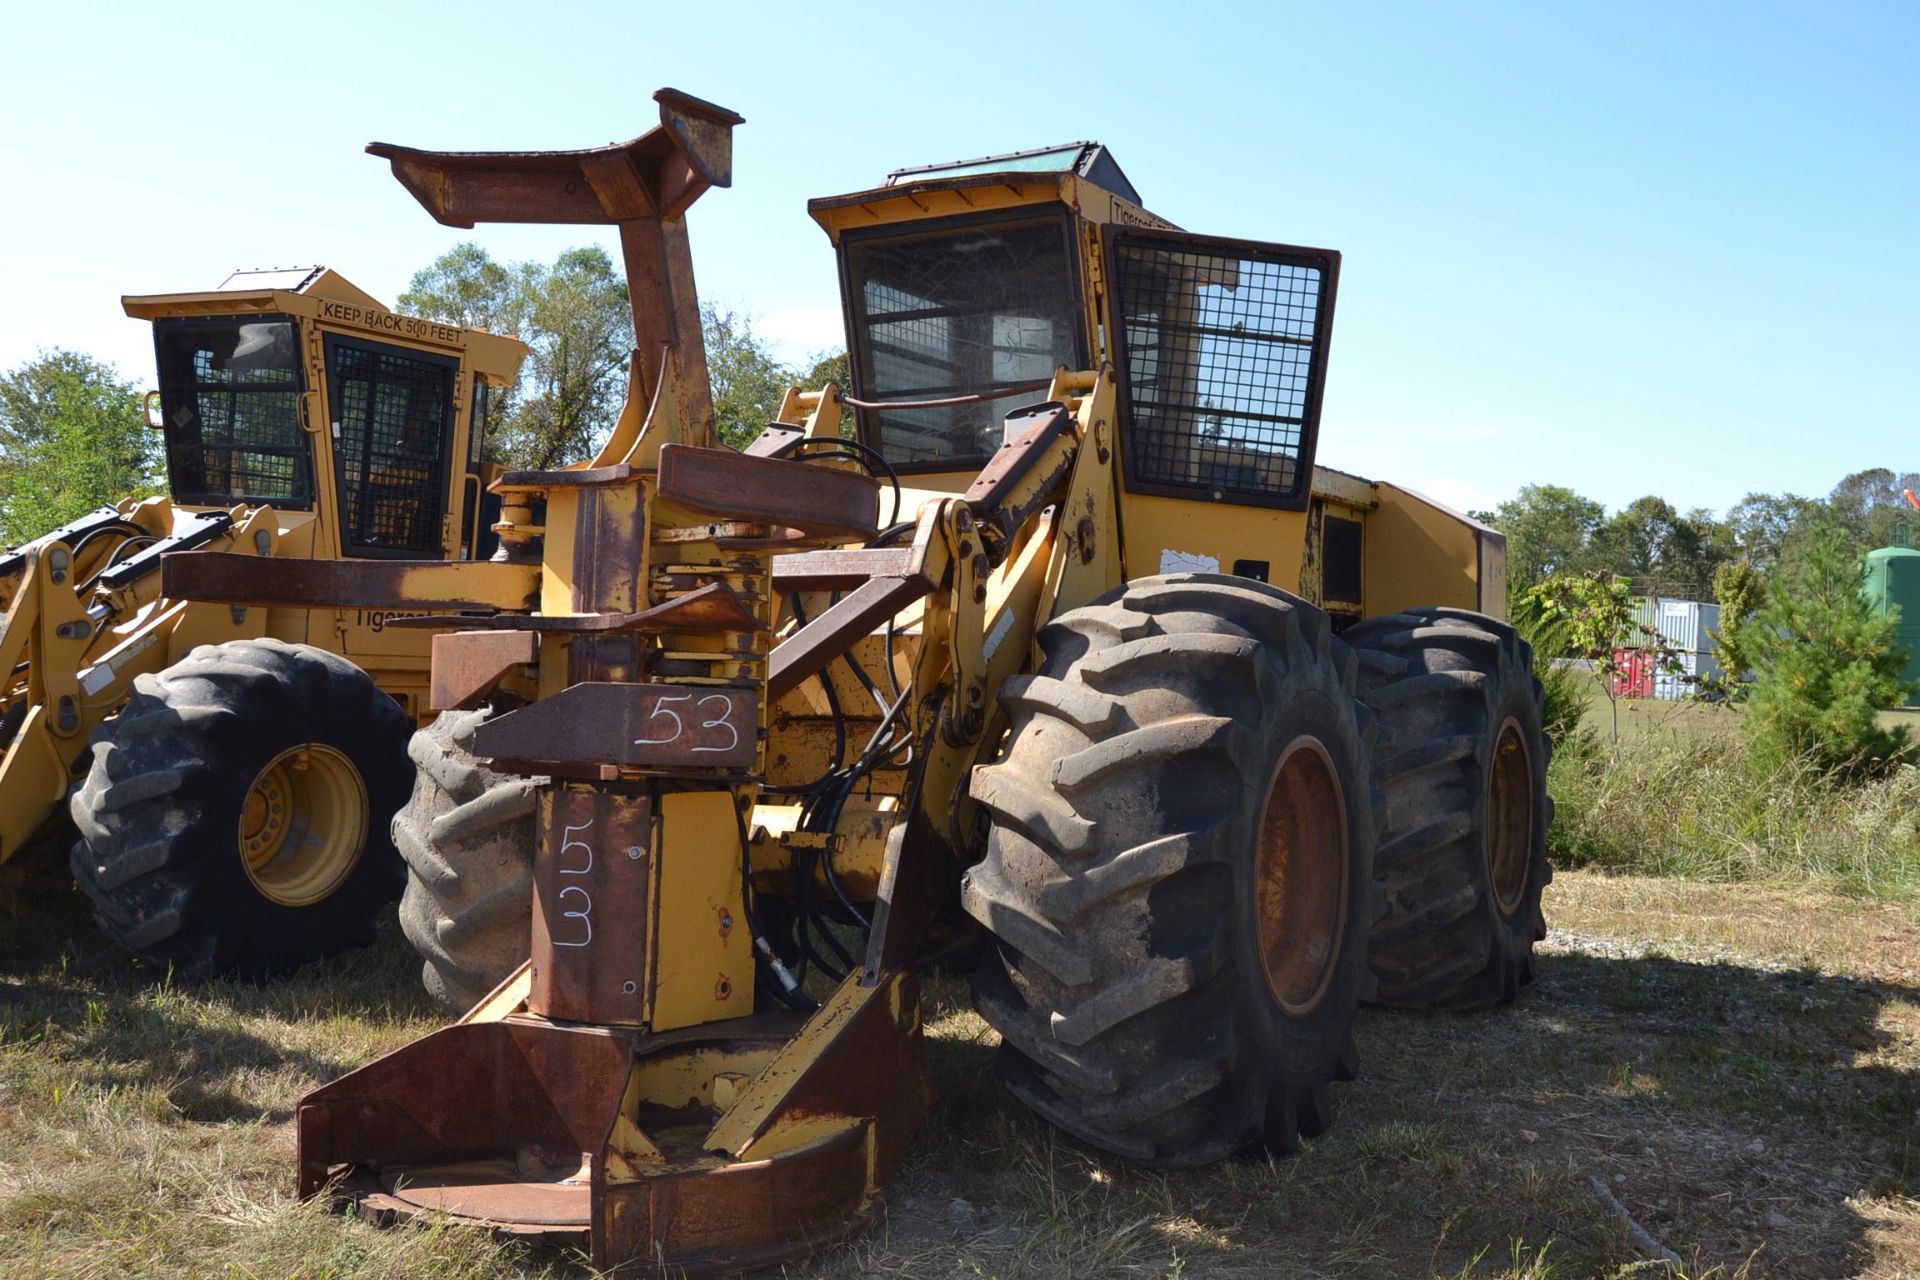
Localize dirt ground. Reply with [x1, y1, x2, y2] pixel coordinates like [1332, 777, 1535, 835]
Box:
[817, 871, 1920, 1279]
[2, 868, 1916, 1279]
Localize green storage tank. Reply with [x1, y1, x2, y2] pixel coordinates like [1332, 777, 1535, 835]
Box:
[1864, 546, 1920, 706]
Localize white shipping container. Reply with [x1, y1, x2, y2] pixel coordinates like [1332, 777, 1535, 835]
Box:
[1654, 651, 1698, 701]
[1628, 596, 1724, 699]
[1652, 597, 1720, 655]
[1628, 597, 1722, 652]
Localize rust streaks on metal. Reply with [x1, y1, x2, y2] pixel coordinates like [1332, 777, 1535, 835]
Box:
[365, 91, 742, 232]
[708, 969, 931, 1167]
[771, 547, 921, 592]
[430, 629, 536, 711]
[295, 1019, 636, 1200]
[711, 528, 834, 551]
[161, 552, 539, 612]
[368, 89, 739, 437]
[300, 1012, 912, 1276]
[742, 423, 807, 458]
[657, 445, 881, 543]
[476, 684, 760, 772]
[1254, 737, 1349, 1019]
[530, 789, 653, 1025]
[637, 581, 763, 633]
[863, 806, 956, 976]
[768, 574, 934, 702]
[493, 463, 636, 492]
[603, 1121, 876, 1274]
[963, 401, 1077, 552]
[399, 581, 763, 636]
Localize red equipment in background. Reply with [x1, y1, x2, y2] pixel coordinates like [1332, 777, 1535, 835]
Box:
[1610, 647, 1655, 699]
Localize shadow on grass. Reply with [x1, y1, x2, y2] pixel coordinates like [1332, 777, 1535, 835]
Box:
[6, 871, 1916, 1277]
[844, 949, 1920, 1279]
[0, 873, 440, 1123]
[1343, 943, 1919, 1276]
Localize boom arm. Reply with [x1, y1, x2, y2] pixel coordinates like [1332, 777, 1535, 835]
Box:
[0, 500, 286, 866]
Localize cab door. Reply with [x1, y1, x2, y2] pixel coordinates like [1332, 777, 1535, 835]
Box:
[323, 336, 458, 559]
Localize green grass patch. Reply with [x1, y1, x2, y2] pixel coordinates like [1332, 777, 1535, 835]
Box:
[1549, 724, 1920, 897]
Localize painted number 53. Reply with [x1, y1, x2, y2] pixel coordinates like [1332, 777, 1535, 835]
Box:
[633, 692, 740, 754]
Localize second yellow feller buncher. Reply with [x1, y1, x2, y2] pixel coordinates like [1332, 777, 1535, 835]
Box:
[281, 90, 1551, 1275]
[0, 269, 528, 975]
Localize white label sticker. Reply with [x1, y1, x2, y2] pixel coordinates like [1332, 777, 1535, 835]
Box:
[1158, 548, 1220, 575]
[78, 630, 161, 697]
[983, 608, 1017, 662]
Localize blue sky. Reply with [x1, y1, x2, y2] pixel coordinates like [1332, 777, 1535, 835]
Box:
[2, 1, 1912, 518]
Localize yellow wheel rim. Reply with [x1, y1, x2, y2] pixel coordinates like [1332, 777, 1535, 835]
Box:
[238, 744, 368, 907]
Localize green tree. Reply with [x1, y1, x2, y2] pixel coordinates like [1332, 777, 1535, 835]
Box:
[398, 241, 520, 332]
[803, 351, 850, 390]
[403, 245, 828, 464]
[1828, 467, 1920, 554]
[1516, 571, 1682, 745]
[1726, 491, 1821, 577]
[1586, 496, 1732, 599]
[1492, 483, 1606, 598]
[704, 303, 795, 450]
[1702, 558, 1765, 701]
[1507, 598, 1597, 758]
[402, 243, 632, 469]
[1685, 506, 1739, 596]
[0, 350, 157, 545]
[1744, 518, 1913, 777]
[511, 247, 633, 468]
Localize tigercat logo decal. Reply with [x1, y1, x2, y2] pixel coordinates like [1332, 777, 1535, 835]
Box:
[354, 610, 440, 633]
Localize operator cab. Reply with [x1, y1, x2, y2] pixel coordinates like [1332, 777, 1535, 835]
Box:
[813, 144, 1339, 513]
[126, 268, 527, 560]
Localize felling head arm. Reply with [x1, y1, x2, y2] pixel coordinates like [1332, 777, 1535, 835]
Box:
[366, 88, 742, 228]
[367, 89, 745, 454]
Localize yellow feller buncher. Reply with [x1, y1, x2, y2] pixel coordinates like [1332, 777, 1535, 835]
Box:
[286, 90, 1551, 1274]
[0, 266, 527, 974]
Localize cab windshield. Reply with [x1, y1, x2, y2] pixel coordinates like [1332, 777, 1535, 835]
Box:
[842, 213, 1084, 471]
[154, 316, 311, 507]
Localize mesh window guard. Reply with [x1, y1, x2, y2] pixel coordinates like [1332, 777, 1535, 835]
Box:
[1109, 231, 1339, 509]
[154, 317, 311, 508]
[327, 340, 455, 556]
[843, 213, 1084, 471]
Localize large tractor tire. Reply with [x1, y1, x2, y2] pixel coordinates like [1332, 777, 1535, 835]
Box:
[69, 639, 412, 977]
[963, 574, 1381, 1166]
[1345, 607, 1552, 1010]
[393, 708, 536, 1012]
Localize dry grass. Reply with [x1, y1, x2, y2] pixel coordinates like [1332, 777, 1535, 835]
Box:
[1569, 687, 1920, 745]
[1549, 731, 1920, 899]
[1550, 682, 1920, 899]
[1548, 875, 1920, 987]
[4, 863, 1918, 1279]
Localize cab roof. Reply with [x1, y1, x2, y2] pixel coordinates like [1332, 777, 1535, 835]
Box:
[121, 266, 528, 381]
[883, 142, 1140, 205]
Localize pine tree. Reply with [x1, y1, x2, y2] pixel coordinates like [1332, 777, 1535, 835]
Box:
[1745, 519, 1914, 777]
